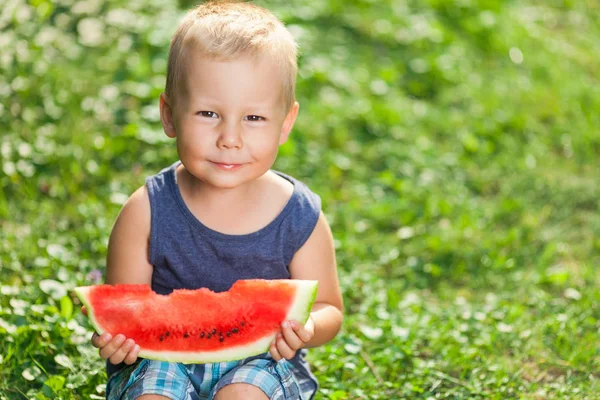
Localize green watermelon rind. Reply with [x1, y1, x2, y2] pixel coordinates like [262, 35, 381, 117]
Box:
[74, 286, 106, 336]
[74, 280, 318, 364]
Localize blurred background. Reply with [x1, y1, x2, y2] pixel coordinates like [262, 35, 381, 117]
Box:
[1, 0, 599, 398]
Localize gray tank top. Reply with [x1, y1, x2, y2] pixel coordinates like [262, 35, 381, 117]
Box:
[147, 161, 321, 295]
[107, 160, 321, 393]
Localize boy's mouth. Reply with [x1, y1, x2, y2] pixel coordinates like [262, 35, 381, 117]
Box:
[211, 161, 245, 171]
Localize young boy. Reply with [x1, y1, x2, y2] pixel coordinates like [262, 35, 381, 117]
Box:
[85, 1, 343, 399]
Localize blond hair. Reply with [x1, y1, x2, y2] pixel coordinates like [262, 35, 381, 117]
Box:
[165, 1, 298, 110]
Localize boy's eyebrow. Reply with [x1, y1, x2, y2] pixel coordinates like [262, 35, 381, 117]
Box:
[189, 98, 280, 111]
[188, 97, 220, 107]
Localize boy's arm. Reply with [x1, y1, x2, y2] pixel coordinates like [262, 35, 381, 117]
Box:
[87, 185, 153, 365]
[288, 212, 343, 348]
[105, 185, 154, 285]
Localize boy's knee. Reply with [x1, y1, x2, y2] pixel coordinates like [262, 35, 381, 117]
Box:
[135, 395, 173, 400]
[213, 383, 269, 400]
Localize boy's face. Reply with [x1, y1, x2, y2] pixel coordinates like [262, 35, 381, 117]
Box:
[160, 52, 298, 190]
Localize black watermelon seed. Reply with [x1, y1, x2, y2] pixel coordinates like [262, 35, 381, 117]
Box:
[207, 333, 212, 339]
[200, 332, 205, 338]
[232, 328, 238, 333]
[219, 336, 224, 342]
[165, 331, 170, 337]
[212, 329, 217, 334]
[184, 333, 189, 338]
[159, 335, 164, 342]
[227, 332, 231, 337]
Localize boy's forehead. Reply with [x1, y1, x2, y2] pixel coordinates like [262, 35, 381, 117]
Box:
[184, 49, 280, 79]
[179, 51, 287, 109]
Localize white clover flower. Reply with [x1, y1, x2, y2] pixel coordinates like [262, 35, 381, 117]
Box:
[72, 0, 101, 15]
[107, 8, 137, 29]
[77, 18, 105, 47]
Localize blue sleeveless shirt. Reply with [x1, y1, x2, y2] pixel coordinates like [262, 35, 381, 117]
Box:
[147, 161, 321, 295]
[108, 160, 321, 392]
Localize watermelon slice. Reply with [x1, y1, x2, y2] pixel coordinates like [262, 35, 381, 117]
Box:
[74, 279, 318, 363]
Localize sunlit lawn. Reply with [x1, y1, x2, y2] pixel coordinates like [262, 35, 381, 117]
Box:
[1, 0, 599, 398]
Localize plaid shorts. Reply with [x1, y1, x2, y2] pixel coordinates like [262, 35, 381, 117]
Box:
[106, 356, 315, 400]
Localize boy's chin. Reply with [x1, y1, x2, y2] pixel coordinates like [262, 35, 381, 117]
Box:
[200, 171, 255, 190]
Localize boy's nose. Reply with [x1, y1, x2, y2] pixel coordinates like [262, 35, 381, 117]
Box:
[217, 124, 243, 149]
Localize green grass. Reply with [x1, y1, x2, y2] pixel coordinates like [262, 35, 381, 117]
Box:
[1, 0, 599, 398]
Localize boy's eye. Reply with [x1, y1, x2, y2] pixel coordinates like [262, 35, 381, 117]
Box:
[197, 111, 218, 118]
[245, 115, 265, 122]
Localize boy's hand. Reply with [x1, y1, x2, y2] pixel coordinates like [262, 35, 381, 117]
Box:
[269, 316, 315, 361]
[82, 306, 141, 365]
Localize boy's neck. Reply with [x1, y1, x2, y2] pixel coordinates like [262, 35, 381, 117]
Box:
[177, 165, 261, 207]
[175, 164, 294, 235]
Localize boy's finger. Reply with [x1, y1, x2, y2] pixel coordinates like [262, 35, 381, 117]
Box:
[91, 332, 112, 348]
[109, 338, 135, 365]
[270, 339, 282, 361]
[99, 334, 126, 359]
[281, 323, 303, 350]
[124, 345, 140, 365]
[276, 335, 296, 360]
[290, 321, 313, 343]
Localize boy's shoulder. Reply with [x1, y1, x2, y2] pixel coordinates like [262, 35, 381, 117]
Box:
[143, 161, 180, 197]
[146, 161, 178, 182]
[271, 169, 309, 191]
[270, 170, 322, 213]
[265, 169, 294, 194]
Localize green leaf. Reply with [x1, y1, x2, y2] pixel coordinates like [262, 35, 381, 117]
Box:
[329, 390, 349, 400]
[60, 295, 73, 320]
[42, 375, 65, 394]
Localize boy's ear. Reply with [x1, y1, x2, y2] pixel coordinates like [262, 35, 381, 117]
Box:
[279, 101, 299, 145]
[160, 92, 177, 138]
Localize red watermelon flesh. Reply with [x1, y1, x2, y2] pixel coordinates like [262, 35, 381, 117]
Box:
[75, 279, 318, 363]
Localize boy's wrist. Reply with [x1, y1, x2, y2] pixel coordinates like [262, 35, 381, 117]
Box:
[303, 305, 342, 348]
